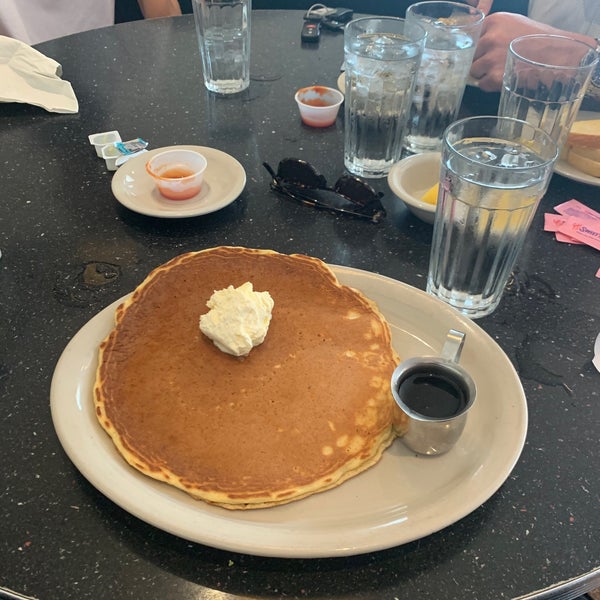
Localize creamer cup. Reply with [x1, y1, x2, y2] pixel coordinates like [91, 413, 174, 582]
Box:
[88, 130, 121, 157]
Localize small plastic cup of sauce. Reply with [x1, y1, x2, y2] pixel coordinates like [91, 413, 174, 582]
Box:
[146, 149, 207, 201]
[295, 85, 344, 128]
[391, 329, 476, 456]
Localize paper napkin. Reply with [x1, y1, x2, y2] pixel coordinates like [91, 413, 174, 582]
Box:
[0, 35, 78, 113]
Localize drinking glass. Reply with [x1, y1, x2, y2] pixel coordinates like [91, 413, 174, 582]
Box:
[343, 17, 425, 178]
[498, 34, 597, 150]
[427, 116, 558, 318]
[192, 0, 251, 94]
[404, 1, 484, 155]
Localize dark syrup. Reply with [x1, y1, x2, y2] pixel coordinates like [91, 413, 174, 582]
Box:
[398, 367, 468, 419]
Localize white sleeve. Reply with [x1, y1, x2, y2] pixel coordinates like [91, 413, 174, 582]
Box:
[528, 0, 587, 33]
[0, 0, 115, 46]
[0, 1, 33, 44]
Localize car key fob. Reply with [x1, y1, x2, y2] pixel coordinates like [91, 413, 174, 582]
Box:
[328, 8, 353, 23]
[301, 20, 320, 43]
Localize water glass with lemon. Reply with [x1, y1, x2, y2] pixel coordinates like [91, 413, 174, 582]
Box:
[426, 116, 558, 318]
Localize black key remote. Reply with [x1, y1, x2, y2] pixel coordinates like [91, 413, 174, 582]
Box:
[301, 20, 320, 43]
[329, 7, 353, 23]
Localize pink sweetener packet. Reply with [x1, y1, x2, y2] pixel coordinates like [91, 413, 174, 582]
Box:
[544, 213, 566, 232]
[555, 232, 584, 244]
[556, 215, 600, 251]
[544, 213, 585, 243]
[554, 199, 600, 221]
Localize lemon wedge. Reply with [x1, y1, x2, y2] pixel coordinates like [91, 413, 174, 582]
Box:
[421, 183, 439, 205]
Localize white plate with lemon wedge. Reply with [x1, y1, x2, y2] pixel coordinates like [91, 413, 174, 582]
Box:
[387, 152, 440, 223]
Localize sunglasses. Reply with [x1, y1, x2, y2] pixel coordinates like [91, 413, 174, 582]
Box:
[263, 158, 386, 223]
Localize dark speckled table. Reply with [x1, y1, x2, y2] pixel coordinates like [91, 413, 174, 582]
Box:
[0, 11, 598, 600]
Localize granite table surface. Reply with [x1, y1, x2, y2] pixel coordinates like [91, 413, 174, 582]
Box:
[0, 10, 598, 600]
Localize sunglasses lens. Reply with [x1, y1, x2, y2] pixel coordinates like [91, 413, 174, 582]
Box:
[333, 176, 380, 206]
[277, 159, 327, 189]
[294, 188, 385, 222]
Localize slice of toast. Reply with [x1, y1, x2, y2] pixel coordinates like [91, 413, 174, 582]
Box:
[567, 145, 600, 177]
[566, 119, 600, 149]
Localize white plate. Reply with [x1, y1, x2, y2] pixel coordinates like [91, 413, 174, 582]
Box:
[555, 111, 600, 186]
[50, 265, 527, 558]
[111, 145, 246, 217]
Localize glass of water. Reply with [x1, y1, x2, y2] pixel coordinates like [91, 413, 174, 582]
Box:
[427, 116, 558, 319]
[344, 17, 426, 178]
[404, 1, 484, 155]
[498, 34, 597, 151]
[192, 0, 251, 95]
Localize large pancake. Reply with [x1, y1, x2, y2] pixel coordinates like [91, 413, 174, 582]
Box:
[94, 247, 406, 509]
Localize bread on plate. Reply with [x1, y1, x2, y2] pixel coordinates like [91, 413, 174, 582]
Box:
[565, 118, 600, 177]
[566, 118, 600, 149]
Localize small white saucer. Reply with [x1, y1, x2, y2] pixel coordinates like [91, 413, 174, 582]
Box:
[111, 145, 246, 218]
[337, 72, 345, 94]
[387, 152, 441, 224]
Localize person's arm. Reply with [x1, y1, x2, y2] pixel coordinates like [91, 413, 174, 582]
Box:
[137, 0, 182, 18]
[469, 12, 598, 92]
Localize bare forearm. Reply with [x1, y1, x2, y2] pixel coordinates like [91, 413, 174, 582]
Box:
[137, 0, 182, 18]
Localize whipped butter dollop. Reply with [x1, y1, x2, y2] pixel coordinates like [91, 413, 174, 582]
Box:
[199, 282, 274, 357]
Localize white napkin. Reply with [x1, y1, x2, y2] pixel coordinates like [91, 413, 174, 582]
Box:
[0, 35, 78, 113]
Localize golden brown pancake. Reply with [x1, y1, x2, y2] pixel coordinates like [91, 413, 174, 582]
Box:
[94, 247, 406, 509]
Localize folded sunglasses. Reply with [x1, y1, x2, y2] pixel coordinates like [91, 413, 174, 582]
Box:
[263, 158, 386, 223]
